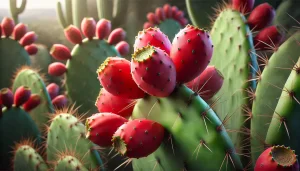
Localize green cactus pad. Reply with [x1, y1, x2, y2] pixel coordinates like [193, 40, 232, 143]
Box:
[158, 19, 182, 42]
[0, 38, 30, 89]
[265, 56, 300, 156]
[13, 144, 48, 171]
[251, 31, 300, 162]
[12, 67, 54, 130]
[0, 107, 41, 170]
[46, 111, 104, 170]
[54, 155, 88, 171]
[132, 85, 243, 170]
[209, 8, 258, 156]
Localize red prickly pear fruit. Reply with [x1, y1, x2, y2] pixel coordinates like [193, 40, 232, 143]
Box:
[13, 23, 28, 41]
[96, 19, 111, 40]
[174, 11, 184, 21]
[14, 86, 31, 107]
[23, 94, 41, 112]
[171, 6, 179, 18]
[19, 32, 37, 47]
[1, 17, 15, 37]
[85, 113, 128, 147]
[96, 88, 135, 118]
[112, 119, 165, 158]
[46, 83, 60, 100]
[0, 24, 2, 37]
[115, 41, 130, 56]
[0, 88, 14, 108]
[50, 44, 72, 61]
[155, 7, 165, 21]
[131, 46, 176, 97]
[25, 44, 38, 55]
[143, 22, 153, 29]
[247, 3, 276, 31]
[81, 17, 96, 40]
[163, 4, 172, 18]
[170, 24, 214, 84]
[64, 25, 82, 44]
[97, 57, 145, 99]
[232, 0, 255, 14]
[186, 66, 224, 100]
[147, 13, 159, 24]
[52, 95, 68, 109]
[178, 18, 188, 27]
[254, 26, 284, 51]
[48, 62, 67, 76]
[108, 28, 126, 45]
[134, 27, 172, 55]
[254, 145, 299, 171]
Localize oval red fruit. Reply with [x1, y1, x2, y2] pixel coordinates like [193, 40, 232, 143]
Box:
[52, 95, 68, 109]
[0, 88, 14, 108]
[232, 0, 255, 14]
[115, 41, 130, 56]
[23, 94, 41, 112]
[247, 3, 276, 31]
[96, 19, 111, 40]
[64, 25, 82, 44]
[47, 83, 60, 100]
[81, 17, 96, 40]
[50, 44, 72, 61]
[48, 62, 67, 76]
[14, 86, 31, 107]
[108, 28, 126, 45]
[254, 26, 284, 51]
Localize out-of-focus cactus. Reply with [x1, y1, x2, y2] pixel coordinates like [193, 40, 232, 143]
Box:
[9, 0, 27, 24]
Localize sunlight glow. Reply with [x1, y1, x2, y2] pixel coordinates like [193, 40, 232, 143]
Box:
[0, 0, 56, 9]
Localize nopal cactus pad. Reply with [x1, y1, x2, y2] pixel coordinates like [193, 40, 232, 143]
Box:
[12, 67, 54, 130]
[46, 109, 104, 170]
[54, 155, 88, 171]
[48, 17, 129, 115]
[0, 17, 37, 89]
[132, 85, 243, 170]
[209, 6, 258, 156]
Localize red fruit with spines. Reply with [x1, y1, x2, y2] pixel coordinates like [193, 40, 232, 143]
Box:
[64, 25, 82, 44]
[115, 41, 130, 57]
[232, 0, 255, 14]
[25, 44, 38, 55]
[85, 113, 128, 147]
[131, 46, 176, 97]
[186, 66, 224, 100]
[155, 7, 166, 21]
[95, 88, 135, 118]
[163, 4, 172, 18]
[13, 23, 28, 41]
[112, 119, 165, 158]
[50, 44, 72, 61]
[247, 3, 276, 31]
[14, 86, 31, 107]
[23, 94, 41, 112]
[96, 19, 111, 40]
[170, 24, 214, 84]
[47, 83, 60, 100]
[147, 13, 159, 25]
[254, 145, 299, 171]
[134, 27, 172, 55]
[254, 25, 284, 51]
[108, 28, 126, 45]
[97, 57, 145, 99]
[0, 88, 13, 109]
[19, 32, 37, 47]
[1, 17, 15, 37]
[81, 18, 96, 40]
[48, 62, 67, 76]
[52, 95, 68, 109]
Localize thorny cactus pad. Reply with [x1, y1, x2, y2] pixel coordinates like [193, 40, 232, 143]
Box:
[0, 17, 38, 89]
[54, 155, 88, 171]
[143, 4, 188, 41]
[132, 85, 243, 170]
[0, 88, 41, 170]
[48, 17, 129, 115]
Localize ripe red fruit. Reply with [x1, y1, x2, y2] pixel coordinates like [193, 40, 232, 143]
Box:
[14, 86, 31, 107]
[23, 94, 41, 112]
[170, 24, 213, 84]
[52, 95, 68, 109]
[85, 113, 128, 147]
[112, 119, 165, 158]
[48, 62, 67, 76]
[131, 46, 176, 97]
[95, 88, 135, 118]
[97, 57, 145, 99]
[255, 146, 299, 171]
[47, 83, 60, 100]
[134, 27, 172, 55]
[186, 66, 224, 100]
[232, 0, 255, 14]
[254, 26, 284, 51]
[247, 3, 276, 31]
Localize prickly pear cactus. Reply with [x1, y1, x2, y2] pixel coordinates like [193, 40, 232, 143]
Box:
[251, 31, 300, 162]
[48, 17, 129, 115]
[0, 17, 38, 89]
[0, 88, 41, 171]
[143, 4, 188, 41]
[13, 140, 49, 171]
[54, 155, 88, 171]
[12, 67, 54, 130]
[46, 108, 105, 170]
[265, 56, 300, 157]
[132, 85, 243, 171]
